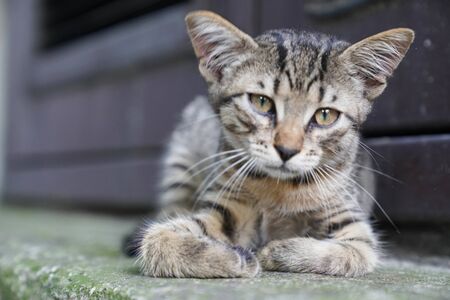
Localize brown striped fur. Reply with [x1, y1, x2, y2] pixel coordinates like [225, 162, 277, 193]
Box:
[132, 11, 414, 278]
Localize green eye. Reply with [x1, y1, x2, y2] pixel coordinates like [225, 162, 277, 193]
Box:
[249, 94, 274, 114]
[314, 108, 340, 126]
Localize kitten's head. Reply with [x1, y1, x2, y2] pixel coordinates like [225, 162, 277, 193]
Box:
[186, 11, 414, 182]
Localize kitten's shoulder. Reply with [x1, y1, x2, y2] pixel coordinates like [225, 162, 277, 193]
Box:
[181, 95, 212, 123]
[172, 95, 220, 158]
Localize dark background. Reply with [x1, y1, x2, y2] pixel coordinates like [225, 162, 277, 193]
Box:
[4, 0, 450, 225]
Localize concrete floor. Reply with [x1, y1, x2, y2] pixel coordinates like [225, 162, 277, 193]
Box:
[0, 206, 449, 300]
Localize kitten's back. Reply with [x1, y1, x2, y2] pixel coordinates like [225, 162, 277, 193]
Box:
[158, 96, 221, 212]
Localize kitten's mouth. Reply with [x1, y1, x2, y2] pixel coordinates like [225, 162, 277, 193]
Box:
[266, 164, 293, 172]
[251, 165, 315, 185]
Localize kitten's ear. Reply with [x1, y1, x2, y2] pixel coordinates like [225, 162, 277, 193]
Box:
[185, 10, 258, 81]
[341, 28, 414, 100]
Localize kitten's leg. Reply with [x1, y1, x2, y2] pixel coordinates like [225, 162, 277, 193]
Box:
[258, 215, 378, 277]
[139, 201, 260, 278]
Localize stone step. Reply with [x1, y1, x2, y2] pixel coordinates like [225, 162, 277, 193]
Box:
[0, 206, 449, 299]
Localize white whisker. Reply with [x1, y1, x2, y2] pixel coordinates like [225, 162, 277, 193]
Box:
[323, 164, 399, 232]
[195, 156, 249, 203]
[165, 150, 246, 192]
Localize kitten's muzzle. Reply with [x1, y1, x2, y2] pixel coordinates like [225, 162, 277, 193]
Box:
[273, 119, 304, 162]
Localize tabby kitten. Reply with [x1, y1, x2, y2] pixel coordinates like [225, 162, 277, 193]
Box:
[132, 11, 414, 278]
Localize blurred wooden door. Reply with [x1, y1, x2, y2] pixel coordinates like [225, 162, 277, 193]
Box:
[5, 0, 450, 223]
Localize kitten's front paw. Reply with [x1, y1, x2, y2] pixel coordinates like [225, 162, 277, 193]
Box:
[229, 245, 260, 277]
[139, 223, 260, 278]
[257, 239, 377, 277]
[257, 240, 286, 271]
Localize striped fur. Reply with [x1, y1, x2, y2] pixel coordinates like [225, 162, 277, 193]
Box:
[133, 11, 414, 278]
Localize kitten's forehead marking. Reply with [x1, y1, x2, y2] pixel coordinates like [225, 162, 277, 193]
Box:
[256, 29, 346, 99]
[270, 31, 288, 71]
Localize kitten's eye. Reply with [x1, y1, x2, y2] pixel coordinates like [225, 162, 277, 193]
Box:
[313, 108, 340, 127]
[249, 94, 274, 114]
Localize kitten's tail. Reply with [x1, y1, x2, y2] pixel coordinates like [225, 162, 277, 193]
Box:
[122, 221, 147, 257]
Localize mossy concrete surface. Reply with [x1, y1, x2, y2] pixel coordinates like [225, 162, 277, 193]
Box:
[0, 206, 449, 300]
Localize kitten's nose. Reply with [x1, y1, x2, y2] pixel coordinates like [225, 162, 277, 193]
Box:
[274, 145, 299, 162]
